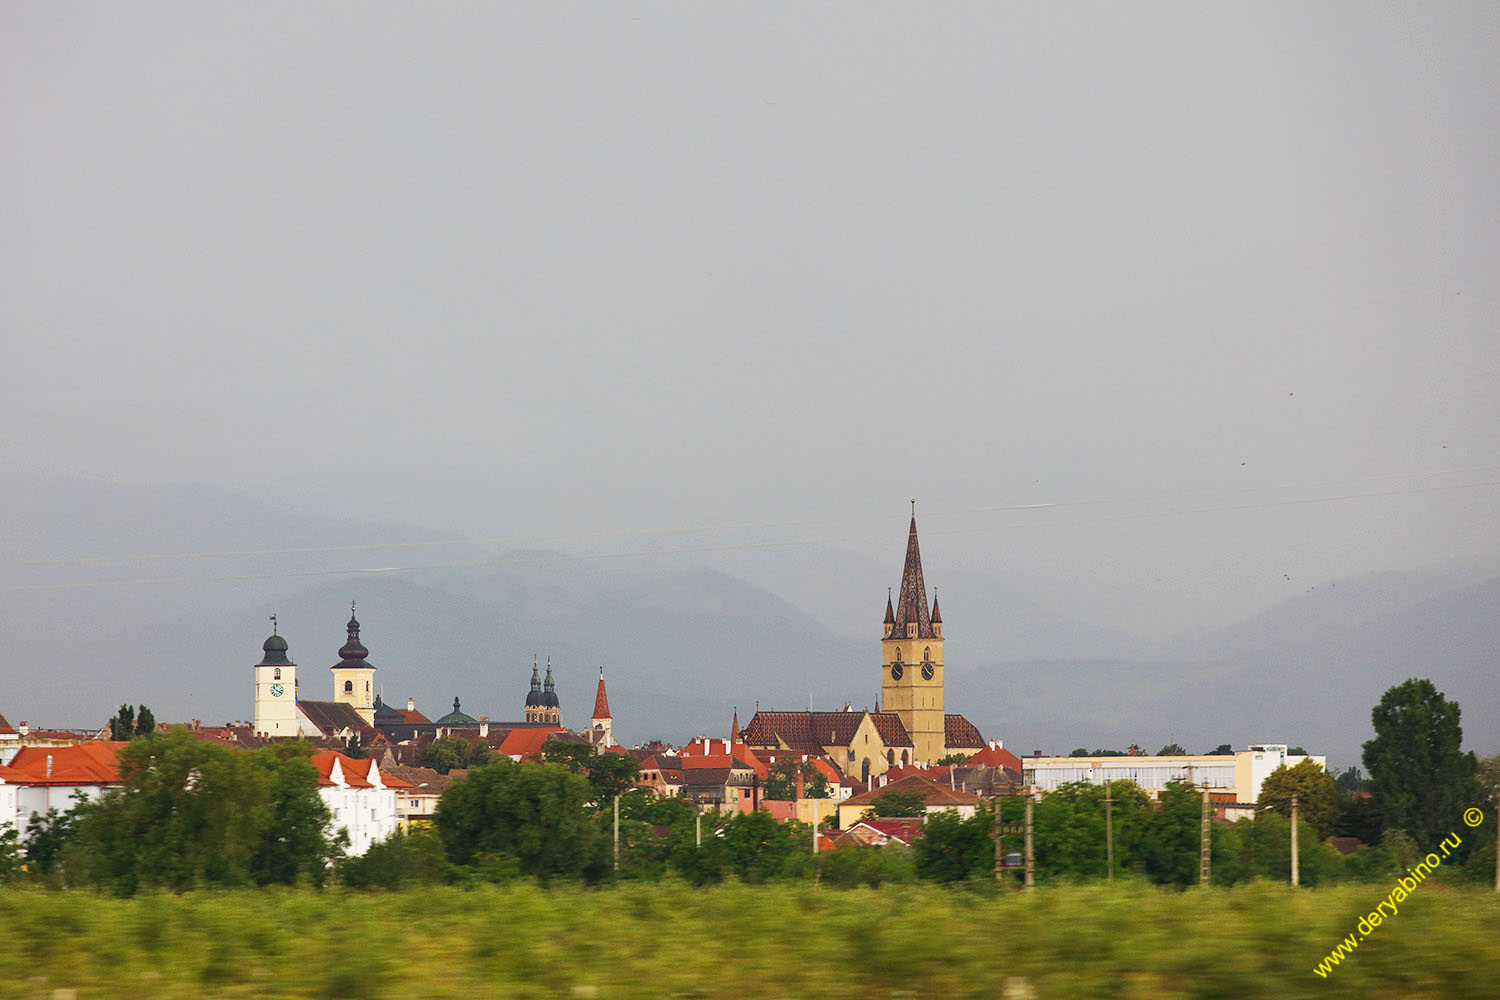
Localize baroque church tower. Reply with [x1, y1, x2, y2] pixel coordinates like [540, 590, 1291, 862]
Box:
[330, 603, 376, 725]
[880, 510, 946, 764]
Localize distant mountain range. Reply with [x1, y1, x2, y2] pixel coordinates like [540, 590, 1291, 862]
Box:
[3, 476, 1495, 769]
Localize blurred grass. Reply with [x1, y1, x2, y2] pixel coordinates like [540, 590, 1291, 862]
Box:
[1, 880, 1497, 999]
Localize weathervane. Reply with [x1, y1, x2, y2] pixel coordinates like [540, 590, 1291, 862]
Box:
[269, 612, 278, 635]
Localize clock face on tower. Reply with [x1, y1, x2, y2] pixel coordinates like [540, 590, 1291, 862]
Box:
[270, 683, 284, 697]
[921, 663, 935, 681]
[890, 663, 904, 681]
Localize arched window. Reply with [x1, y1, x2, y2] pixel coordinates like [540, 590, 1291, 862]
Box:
[902, 750, 910, 766]
[887, 749, 894, 766]
[273, 668, 281, 680]
[344, 680, 353, 693]
[923, 647, 931, 662]
[861, 758, 871, 784]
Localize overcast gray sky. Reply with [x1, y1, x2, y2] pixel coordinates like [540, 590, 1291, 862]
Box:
[4, 3, 1498, 640]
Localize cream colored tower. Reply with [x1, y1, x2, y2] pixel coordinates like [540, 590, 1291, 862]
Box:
[880, 514, 946, 764]
[253, 617, 300, 738]
[330, 604, 376, 725]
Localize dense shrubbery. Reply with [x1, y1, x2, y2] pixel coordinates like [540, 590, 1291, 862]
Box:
[2, 882, 1500, 999]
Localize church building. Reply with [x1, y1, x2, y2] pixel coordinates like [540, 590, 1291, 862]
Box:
[743, 511, 983, 781]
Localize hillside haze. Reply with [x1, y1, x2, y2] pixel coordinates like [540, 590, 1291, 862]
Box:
[2, 478, 1495, 768]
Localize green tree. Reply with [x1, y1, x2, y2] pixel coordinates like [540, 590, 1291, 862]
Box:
[1029, 780, 1152, 882]
[434, 757, 608, 881]
[1257, 759, 1339, 838]
[1137, 782, 1203, 887]
[22, 794, 88, 877]
[718, 810, 804, 882]
[1157, 743, 1187, 756]
[541, 739, 597, 772]
[1211, 813, 1343, 886]
[66, 731, 331, 894]
[912, 805, 993, 882]
[107, 704, 135, 741]
[584, 752, 641, 803]
[763, 760, 830, 800]
[344, 733, 366, 759]
[936, 753, 972, 766]
[0, 827, 19, 883]
[340, 829, 451, 889]
[1206, 744, 1233, 756]
[106, 704, 155, 740]
[1362, 678, 1478, 849]
[423, 736, 474, 775]
[868, 790, 927, 818]
[819, 844, 916, 888]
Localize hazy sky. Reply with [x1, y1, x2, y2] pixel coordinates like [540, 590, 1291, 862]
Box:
[4, 3, 1498, 639]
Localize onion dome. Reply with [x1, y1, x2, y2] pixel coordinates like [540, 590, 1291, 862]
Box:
[525, 658, 545, 707]
[332, 603, 375, 671]
[542, 659, 560, 708]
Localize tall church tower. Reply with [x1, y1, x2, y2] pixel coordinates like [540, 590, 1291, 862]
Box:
[253, 616, 299, 738]
[880, 509, 946, 764]
[590, 667, 614, 749]
[330, 603, 376, 725]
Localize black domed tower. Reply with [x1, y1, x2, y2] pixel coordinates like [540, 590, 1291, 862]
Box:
[331, 602, 376, 724]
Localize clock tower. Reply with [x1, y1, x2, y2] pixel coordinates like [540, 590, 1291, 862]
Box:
[880, 510, 946, 765]
[253, 616, 299, 738]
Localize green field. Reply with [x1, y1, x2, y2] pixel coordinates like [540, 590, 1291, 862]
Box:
[3, 880, 1499, 999]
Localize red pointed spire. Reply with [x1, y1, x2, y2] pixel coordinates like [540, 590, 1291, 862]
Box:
[930, 589, 942, 624]
[592, 667, 612, 720]
[883, 587, 895, 625]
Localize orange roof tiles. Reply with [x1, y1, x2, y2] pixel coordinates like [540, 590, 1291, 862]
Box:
[966, 744, 1024, 771]
[843, 773, 980, 809]
[497, 728, 560, 759]
[5, 742, 125, 785]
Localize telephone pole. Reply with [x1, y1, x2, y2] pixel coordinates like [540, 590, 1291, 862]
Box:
[1290, 793, 1300, 887]
[1200, 785, 1211, 886]
[1024, 787, 1035, 891]
[1105, 781, 1115, 882]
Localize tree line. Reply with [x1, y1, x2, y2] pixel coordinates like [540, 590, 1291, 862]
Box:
[3, 677, 1492, 893]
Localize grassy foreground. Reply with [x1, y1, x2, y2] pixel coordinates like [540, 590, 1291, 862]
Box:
[2, 880, 1498, 999]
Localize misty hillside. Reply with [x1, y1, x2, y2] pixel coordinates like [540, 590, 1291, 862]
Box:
[3, 477, 1495, 772]
[957, 576, 1500, 768]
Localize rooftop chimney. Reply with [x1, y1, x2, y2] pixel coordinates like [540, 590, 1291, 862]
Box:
[46, 754, 53, 777]
[407, 697, 415, 712]
[479, 717, 489, 738]
[19, 722, 29, 736]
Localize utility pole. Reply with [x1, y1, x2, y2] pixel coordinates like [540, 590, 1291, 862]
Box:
[1024, 788, 1035, 891]
[1104, 781, 1114, 882]
[993, 794, 1003, 881]
[695, 809, 701, 848]
[1199, 786, 1211, 886]
[613, 794, 620, 872]
[1290, 793, 1299, 887]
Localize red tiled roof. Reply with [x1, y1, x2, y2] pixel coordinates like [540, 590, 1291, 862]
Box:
[966, 744, 1023, 771]
[843, 774, 980, 809]
[6, 742, 126, 785]
[944, 714, 985, 749]
[308, 751, 412, 789]
[396, 709, 430, 724]
[0, 712, 13, 734]
[498, 728, 561, 759]
[742, 711, 912, 753]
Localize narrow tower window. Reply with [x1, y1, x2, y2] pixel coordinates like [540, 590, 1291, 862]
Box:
[344, 680, 353, 693]
[273, 668, 281, 680]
